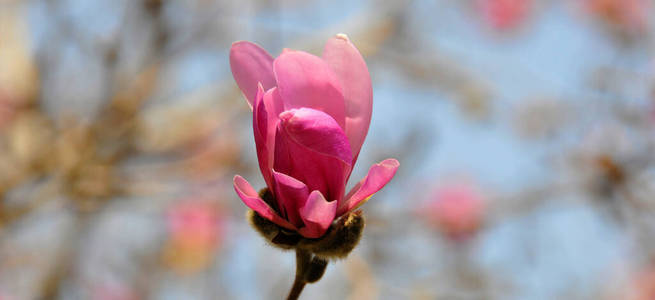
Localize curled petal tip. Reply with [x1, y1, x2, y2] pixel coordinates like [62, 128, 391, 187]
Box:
[382, 158, 400, 168]
[278, 109, 295, 122]
[231, 40, 248, 47]
[233, 175, 243, 185]
[233, 174, 248, 187]
[335, 33, 349, 41]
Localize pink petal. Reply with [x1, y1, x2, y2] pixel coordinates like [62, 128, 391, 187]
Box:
[273, 108, 352, 202]
[230, 41, 277, 108]
[253, 86, 284, 188]
[252, 85, 271, 187]
[233, 175, 297, 231]
[322, 34, 373, 164]
[272, 171, 309, 227]
[337, 158, 399, 216]
[298, 190, 337, 238]
[273, 50, 347, 130]
[279, 108, 352, 163]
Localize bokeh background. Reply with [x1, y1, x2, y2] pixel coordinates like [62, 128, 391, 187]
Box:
[1, 0, 655, 299]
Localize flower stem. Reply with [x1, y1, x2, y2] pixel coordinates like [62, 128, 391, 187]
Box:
[287, 248, 311, 300]
[286, 275, 306, 300]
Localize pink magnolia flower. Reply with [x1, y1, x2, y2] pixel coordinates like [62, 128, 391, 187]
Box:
[230, 34, 399, 239]
[476, 0, 531, 31]
[423, 181, 485, 240]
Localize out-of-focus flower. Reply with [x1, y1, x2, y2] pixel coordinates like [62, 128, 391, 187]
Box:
[422, 181, 485, 241]
[0, 95, 17, 130]
[617, 266, 655, 300]
[162, 199, 223, 274]
[583, 0, 649, 36]
[0, 290, 12, 300]
[91, 281, 137, 300]
[229, 34, 399, 239]
[476, 0, 531, 31]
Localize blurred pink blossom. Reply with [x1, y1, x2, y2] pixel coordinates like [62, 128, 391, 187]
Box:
[91, 282, 137, 300]
[0, 291, 12, 300]
[476, 0, 531, 31]
[166, 199, 223, 251]
[230, 34, 399, 238]
[163, 198, 224, 273]
[422, 181, 485, 241]
[0, 91, 17, 130]
[623, 267, 655, 300]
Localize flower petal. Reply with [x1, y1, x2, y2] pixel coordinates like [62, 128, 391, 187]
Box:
[337, 159, 399, 216]
[274, 108, 352, 202]
[322, 34, 373, 164]
[253, 86, 284, 188]
[298, 190, 337, 238]
[233, 175, 296, 230]
[230, 41, 277, 108]
[252, 85, 270, 187]
[278, 108, 352, 163]
[273, 50, 346, 130]
[272, 171, 309, 227]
